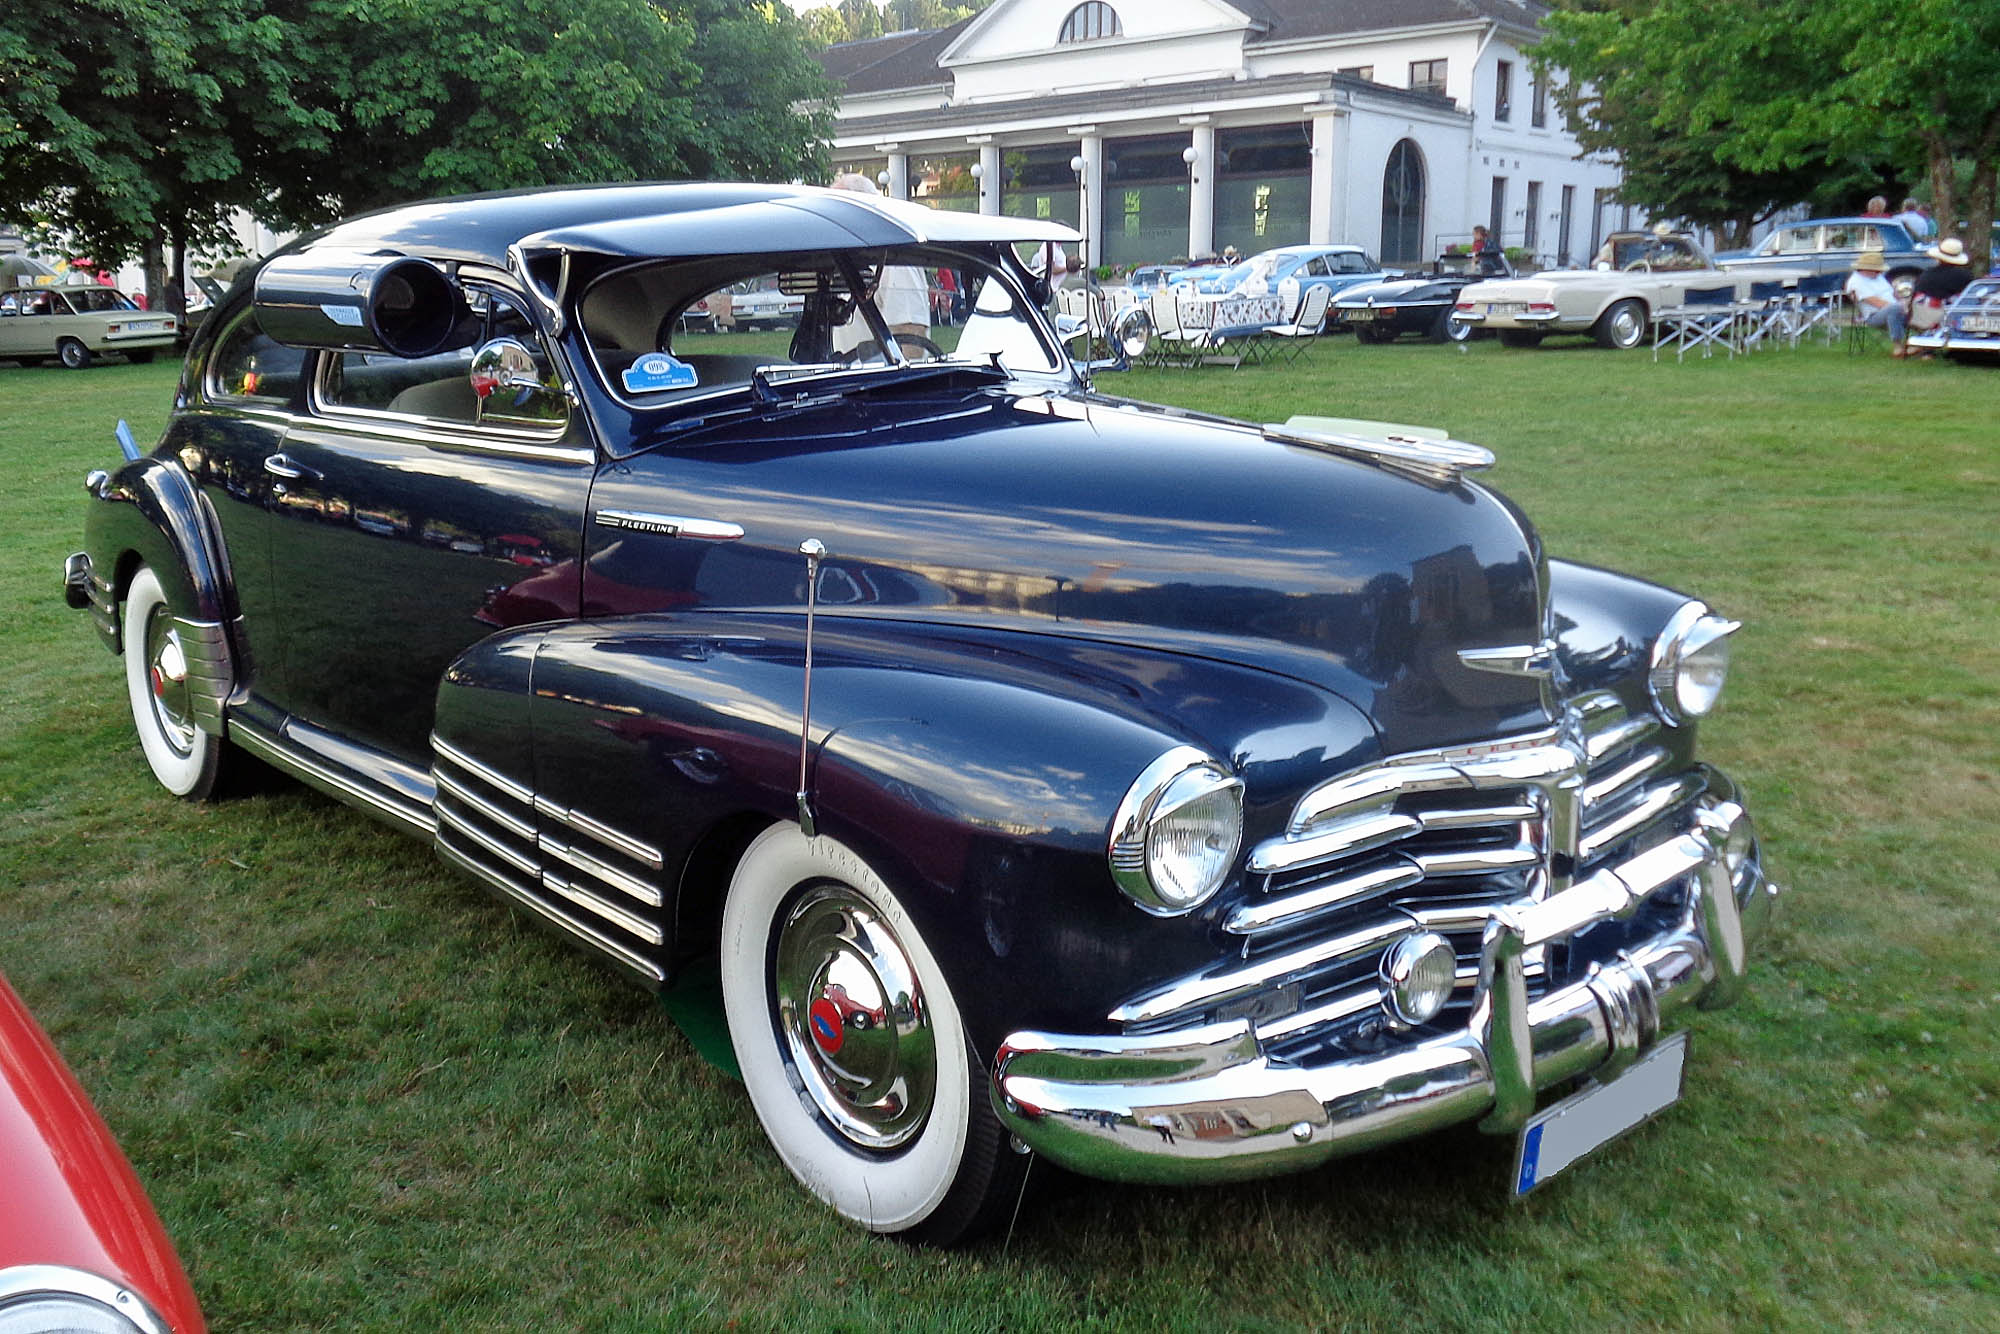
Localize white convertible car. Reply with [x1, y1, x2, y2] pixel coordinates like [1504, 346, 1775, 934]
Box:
[1455, 231, 1790, 349]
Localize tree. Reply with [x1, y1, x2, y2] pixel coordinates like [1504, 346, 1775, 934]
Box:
[799, 0, 995, 47]
[1538, 0, 2000, 267]
[0, 0, 320, 312]
[675, 0, 837, 185]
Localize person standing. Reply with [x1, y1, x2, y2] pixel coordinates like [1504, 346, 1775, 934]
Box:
[1862, 195, 1890, 218]
[1844, 250, 1906, 355]
[1893, 198, 1931, 239]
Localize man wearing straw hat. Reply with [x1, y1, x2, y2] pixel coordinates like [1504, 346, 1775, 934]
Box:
[1843, 249, 1906, 355]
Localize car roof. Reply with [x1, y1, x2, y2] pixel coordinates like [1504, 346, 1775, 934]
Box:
[294, 182, 1080, 269]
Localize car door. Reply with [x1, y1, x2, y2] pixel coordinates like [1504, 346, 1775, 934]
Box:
[260, 283, 593, 769]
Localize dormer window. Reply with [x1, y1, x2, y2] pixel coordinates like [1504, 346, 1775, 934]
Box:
[1059, 3, 1122, 44]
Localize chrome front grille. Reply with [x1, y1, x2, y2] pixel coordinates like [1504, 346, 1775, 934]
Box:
[430, 735, 669, 984]
[1112, 691, 1706, 1063]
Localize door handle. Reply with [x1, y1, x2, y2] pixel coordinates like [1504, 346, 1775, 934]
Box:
[263, 453, 320, 482]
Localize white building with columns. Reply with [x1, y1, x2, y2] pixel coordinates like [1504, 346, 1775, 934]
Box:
[816, 0, 1637, 272]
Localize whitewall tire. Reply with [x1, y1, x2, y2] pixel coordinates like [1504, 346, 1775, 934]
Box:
[719, 824, 1022, 1244]
[122, 566, 223, 798]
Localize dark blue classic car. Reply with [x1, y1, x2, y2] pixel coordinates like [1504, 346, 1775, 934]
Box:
[65, 184, 1779, 1244]
[1716, 215, 1934, 295]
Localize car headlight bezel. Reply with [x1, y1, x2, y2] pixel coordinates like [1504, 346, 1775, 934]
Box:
[1108, 746, 1244, 916]
[1648, 600, 1740, 725]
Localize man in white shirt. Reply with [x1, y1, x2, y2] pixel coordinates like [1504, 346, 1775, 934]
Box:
[1844, 249, 1906, 355]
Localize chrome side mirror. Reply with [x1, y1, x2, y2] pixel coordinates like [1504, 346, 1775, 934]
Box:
[469, 338, 566, 427]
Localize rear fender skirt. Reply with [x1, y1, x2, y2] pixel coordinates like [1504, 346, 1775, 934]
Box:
[444, 613, 1378, 1048]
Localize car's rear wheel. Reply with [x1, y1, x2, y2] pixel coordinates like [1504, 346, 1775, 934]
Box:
[719, 824, 1025, 1245]
[1498, 330, 1543, 348]
[1594, 299, 1648, 349]
[122, 565, 226, 798]
[58, 338, 93, 370]
[1432, 307, 1473, 343]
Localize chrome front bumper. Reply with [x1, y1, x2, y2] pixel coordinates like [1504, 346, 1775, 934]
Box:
[991, 809, 1779, 1184]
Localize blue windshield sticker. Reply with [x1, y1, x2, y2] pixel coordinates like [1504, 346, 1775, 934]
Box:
[622, 352, 699, 394]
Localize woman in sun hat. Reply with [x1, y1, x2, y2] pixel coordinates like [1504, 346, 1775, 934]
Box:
[1844, 249, 1907, 355]
[1907, 237, 1974, 351]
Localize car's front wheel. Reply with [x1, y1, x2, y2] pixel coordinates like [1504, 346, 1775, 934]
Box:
[1594, 299, 1649, 350]
[122, 565, 227, 798]
[719, 824, 1025, 1245]
[58, 338, 93, 370]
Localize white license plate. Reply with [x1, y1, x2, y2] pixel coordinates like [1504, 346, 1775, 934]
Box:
[1487, 302, 1528, 316]
[1345, 309, 1376, 321]
[1961, 315, 2000, 333]
[1511, 1031, 1687, 1196]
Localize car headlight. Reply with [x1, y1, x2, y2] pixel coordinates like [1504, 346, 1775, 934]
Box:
[1108, 747, 1243, 915]
[1648, 601, 1740, 725]
[0, 1266, 169, 1334]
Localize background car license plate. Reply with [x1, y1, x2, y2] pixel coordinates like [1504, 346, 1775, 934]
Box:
[1347, 309, 1375, 321]
[1511, 1032, 1688, 1196]
[1488, 302, 1527, 315]
[1961, 315, 2000, 333]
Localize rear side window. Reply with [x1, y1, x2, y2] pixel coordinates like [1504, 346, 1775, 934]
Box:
[209, 310, 306, 404]
[321, 288, 565, 431]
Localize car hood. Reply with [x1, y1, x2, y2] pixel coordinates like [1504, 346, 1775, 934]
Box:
[591, 385, 1550, 753]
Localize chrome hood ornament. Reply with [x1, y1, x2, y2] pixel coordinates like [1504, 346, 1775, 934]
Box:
[1264, 415, 1496, 487]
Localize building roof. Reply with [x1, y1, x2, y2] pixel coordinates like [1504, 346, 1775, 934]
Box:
[814, 3, 1550, 99]
[830, 70, 1461, 146]
[817, 18, 974, 97]
[1233, 0, 1547, 44]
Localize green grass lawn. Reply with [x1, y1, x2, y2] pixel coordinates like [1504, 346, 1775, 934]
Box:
[3, 339, 1997, 1330]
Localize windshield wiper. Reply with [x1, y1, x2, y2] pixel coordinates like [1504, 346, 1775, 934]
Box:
[749, 358, 1008, 405]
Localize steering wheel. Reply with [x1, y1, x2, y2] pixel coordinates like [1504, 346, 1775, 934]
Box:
[1623, 259, 1653, 272]
[839, 332, 946, 366]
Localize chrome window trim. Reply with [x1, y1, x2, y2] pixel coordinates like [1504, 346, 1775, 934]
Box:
[306, 277, 581, 451]
[201, 305, 306, 409]
[0, 1264, 173, 1334]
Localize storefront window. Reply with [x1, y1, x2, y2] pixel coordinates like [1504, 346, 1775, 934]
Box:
[1000, 145, 1081, 229]
[910, 153, 978, 212]
[1102, 135, 1192, 267]
[1214, 125, 1310, 254]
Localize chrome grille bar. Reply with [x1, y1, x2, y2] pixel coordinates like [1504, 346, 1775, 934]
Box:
[1579, 774, 1704, 861]
[1109, 918, 1412, 1027]
[1225, 861, 1423, 935]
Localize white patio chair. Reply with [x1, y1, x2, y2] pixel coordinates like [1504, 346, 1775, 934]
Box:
[1261, 284, 1333, 362]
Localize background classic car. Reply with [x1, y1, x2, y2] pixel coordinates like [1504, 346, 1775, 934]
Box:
[1, 285, 178, 367]
[1455, 230, 1788, 349]
[68, 184, 1778, 1245]
[1331, 253, 1512, 343]
[0, 974, 207, 1333]
[1715, 215, 1934, 296]
[1906, 275, 2000, 361]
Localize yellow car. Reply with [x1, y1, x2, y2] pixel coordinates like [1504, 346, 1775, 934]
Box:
[0, 285, 178, 368]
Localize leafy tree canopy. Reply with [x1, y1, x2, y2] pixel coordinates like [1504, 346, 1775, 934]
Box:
[1, 0, 834, 291]
[801, 0, 994, 47]
[1538, 0, 2000, 265]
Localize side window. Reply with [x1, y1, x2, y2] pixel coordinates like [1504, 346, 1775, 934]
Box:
[1305, 257, 1333, 278]
[323, 288, 564, 431]
[209, 309, 307, 404]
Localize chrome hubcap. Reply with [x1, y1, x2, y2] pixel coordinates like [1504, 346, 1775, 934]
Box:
[773, 882, 935, 1150]
[145, 612, 196, 756]
[1614, 308, 1642, 345]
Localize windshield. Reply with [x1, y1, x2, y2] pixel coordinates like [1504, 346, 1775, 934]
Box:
[579, 245, 1063, 407]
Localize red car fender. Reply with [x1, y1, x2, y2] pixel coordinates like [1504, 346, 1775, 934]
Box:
[0, 976, 205, 1332]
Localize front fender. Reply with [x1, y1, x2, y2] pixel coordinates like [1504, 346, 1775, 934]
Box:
[438, 613, 1379, 1050]
[1549, 557, 1697, 707]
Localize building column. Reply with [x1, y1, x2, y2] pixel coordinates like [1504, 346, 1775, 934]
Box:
[1309, 112, 1338, 245]
[1077, 133, 1103, 272]
[977, 142, 1001, 216]
[885, 153, 910, 201]
[1188, 122, 1216, 259]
